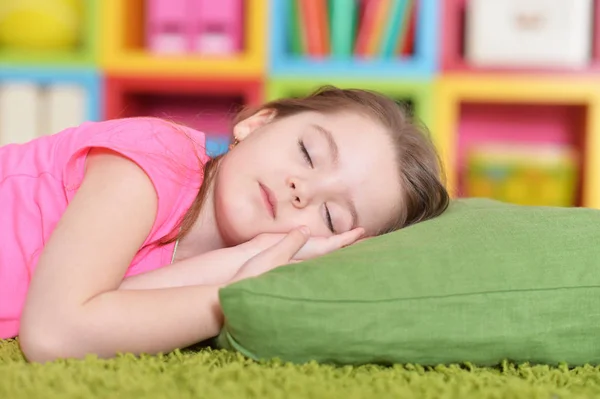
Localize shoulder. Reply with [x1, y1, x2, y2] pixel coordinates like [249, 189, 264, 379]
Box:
[60, 117, 210, 246]
[68, 117, 208, 161]
[61, 117, 209, 188]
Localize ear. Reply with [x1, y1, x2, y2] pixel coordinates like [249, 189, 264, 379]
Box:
[233, 108, 276, 141]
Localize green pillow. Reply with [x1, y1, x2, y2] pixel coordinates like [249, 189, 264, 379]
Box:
[217, 198, 600, 366]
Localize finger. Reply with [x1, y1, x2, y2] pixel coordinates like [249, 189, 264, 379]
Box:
[312, 228, 365, 257]
[355, 236, 372, 244]
[334, 227, 365, 248]
[260, 226, 311, 264]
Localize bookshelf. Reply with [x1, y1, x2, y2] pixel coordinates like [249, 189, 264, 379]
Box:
[268, 78, 434, 129]
[104, 74, 263, 138]
[0, 0, 599, 209]
[270, 0, 438, 78]
[0, 67, 101, 124]
[100, 0, 266, 78]
[436, 0, 600, 209]
[441, 0, 600, 75]
[435, 75, 600, 208]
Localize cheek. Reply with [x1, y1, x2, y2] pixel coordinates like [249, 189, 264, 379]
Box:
[293, 206, 332, 237]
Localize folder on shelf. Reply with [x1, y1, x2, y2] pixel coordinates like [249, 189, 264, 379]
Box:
[146, 0, 189, 54]
[329, 0, 358, 59]
[191, 0, 243, 55]
[299, 0, 330, 57]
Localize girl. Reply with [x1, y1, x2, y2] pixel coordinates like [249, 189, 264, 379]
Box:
[0, 86, 449, 362]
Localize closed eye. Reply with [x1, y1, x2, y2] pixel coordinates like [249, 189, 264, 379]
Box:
[298, 139, 313, 168]
[324, 204, 335, 233]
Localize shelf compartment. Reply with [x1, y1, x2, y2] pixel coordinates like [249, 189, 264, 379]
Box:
[100, 0, 266, 77]
[440, 0, 600, 74]
[0, 0, 99, 67]
[435, 75, 600, 209]
[267, 77, 434, 130]
[0, 67, 101, 145]
[269, 0, 439, 78]
[104, 74, 264, 140]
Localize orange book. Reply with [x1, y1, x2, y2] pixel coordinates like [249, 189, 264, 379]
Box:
[299, 0, 330, 57]
[355, 0, 391, 58]
[365, 0, 390, 57]
[354, 0, 380, 57]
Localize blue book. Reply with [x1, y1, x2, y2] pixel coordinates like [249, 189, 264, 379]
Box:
[379, 0, 409, 58]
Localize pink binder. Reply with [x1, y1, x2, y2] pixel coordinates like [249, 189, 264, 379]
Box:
[146, 0, 189, 53]
[190, 0, 243, 54]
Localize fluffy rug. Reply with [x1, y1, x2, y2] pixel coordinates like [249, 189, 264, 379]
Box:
[2, 339, 599, 398]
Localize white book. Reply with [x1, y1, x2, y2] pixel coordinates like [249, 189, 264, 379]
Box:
[42, 83, 87, 134]
[0, 82, 42, 146]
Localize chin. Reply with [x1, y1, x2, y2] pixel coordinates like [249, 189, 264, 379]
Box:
[213, 186, 258, 246]
[213, 200, 245, 246]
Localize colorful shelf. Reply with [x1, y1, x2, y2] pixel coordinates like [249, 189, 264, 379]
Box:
[435, 75, 600, 208]
[268, 77, 434, 128]
[269, 0, 438, 78]
[1, 0, 599, 210]
[100, 0, 266, 78]
[104, 74, 263, 135]
[0, 1, 99, 68]
[441, 0, 600, 75]
[0, 67, 102, 122]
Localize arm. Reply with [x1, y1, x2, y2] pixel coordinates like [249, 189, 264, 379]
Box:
[118, 245, 258, 290]
[19, 149, 224, 362]
[119, 227, 364, 291]
[119, 230, 367, 291]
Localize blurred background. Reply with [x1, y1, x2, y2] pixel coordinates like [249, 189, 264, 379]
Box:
[0, 0, 598, 208]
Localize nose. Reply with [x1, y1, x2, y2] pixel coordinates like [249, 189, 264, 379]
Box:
[287, 177, 312, 209]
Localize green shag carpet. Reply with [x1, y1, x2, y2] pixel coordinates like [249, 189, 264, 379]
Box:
[2, 339, 600, 399]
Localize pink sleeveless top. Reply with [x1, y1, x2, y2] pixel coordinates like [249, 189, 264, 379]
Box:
[0, 117, 209, 339]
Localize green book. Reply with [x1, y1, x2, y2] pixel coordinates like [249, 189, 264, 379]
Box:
[329, 0, 357, 59]
[289, 0, 303, 55]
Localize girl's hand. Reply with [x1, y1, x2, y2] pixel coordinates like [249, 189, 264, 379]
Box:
[231, 227, 365, 284]
[230, 226, 311, 283]
[247, 228, 365, 262]
[292, 227, 364, 261]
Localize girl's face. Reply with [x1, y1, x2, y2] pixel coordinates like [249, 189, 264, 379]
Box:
[213, 110, 403, 245]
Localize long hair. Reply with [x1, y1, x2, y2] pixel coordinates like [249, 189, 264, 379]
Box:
[160, 85, 450, 244]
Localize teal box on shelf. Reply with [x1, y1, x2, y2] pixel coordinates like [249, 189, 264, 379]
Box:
[269, 0, 439, 78]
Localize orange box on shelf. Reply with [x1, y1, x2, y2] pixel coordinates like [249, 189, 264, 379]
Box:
[100, 0, 266, 77]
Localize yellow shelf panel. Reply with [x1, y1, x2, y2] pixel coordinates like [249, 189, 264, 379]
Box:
[434, 75, 600, 209]
[100, 0, 266, 78]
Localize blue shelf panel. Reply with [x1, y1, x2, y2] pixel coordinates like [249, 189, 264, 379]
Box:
[0, 67, 102, 122]
[269, 0, 439, 78]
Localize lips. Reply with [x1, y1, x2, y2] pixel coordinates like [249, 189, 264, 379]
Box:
[259, 183, 277, 218]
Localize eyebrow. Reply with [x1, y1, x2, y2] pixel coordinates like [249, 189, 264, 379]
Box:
[311, 123, 359, 230]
